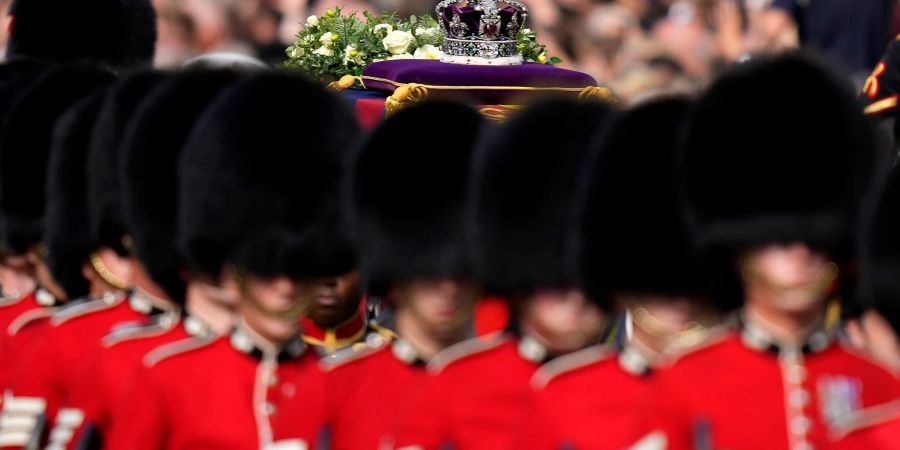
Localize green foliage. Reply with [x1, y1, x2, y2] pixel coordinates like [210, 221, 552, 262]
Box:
[284, 7, 560, 82]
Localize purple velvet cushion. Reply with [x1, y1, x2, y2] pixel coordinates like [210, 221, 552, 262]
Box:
[361, 60, 598, 104]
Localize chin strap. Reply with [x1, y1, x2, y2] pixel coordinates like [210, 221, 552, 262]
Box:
[89, 252, 129, 291]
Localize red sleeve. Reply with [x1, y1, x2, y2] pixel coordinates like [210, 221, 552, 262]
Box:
[0, 330, 61, 449]
[49, 348, 106, 450]
[391, 373, 448, 450]
[102, 366, 167, 450]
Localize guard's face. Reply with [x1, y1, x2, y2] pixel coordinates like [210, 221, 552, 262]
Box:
[740, 243, 837, 314]
[235, 274, 305, 341]
[525, 289, 606, 353]
[395, 278, 478, 338]
[0, 255, 35, 297]
[301, 271, 361, 329]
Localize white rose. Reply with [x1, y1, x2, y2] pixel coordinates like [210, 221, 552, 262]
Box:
[413, 44, 443, 60]
[415, 26, 438, 36]
[306, 15, 319, 28]
[383, 30, 414, 55]
[290, 46, 305, 58]
[373, 24, 393, 35]
[319, 32, 335, 47]
[314, 46, 334, 56]
[388, 52, 414, 60]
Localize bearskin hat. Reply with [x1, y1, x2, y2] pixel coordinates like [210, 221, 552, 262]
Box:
[120, 69, 246, 303]
[44, 94, 106, 299]
[467, 99, 615, 297]
[7, 0, 156, 71]
[348, 102, 484, 295]
[857, 163, 900, 335]
[179, 71, 361, 279]
[0, 64, 114, 255]
[681, 53, 875, 258]
[579, 97, 736, 307]
[87, 70, 169, 256]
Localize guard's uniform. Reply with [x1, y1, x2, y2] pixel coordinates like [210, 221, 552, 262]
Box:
[104, 326, 327, 450]
[394, 332, 546, 450]
[633, 321, 900, 450]
[518, 343, 654, 450]
[43, 314, 215, 450]
[0, 290, 171, 449]
[323, 337, 432, 450]
[0, 289, 58, 394]
[863, 36, 900, 118]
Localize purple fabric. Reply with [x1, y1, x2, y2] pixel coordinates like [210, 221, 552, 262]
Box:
[361, 60, 598, 104]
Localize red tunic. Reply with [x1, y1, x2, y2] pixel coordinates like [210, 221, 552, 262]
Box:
[301, 308, 393, 360]
[393, 333, 544, 450]
[632, 322, 900, 450]
[43, 314, 215, 450]
[0, 290, 58, 394]
[104, 326, 327, 450]
[518, 344, 655, 450]
[323, 338, 428, 450]
[0, 291, 168, 449]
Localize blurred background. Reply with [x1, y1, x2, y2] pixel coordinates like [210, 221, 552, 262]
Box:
[0, 0, 894, 102]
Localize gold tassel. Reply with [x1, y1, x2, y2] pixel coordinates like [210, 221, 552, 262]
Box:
[384, 84, 429, 116]
[578, 86, 617, 103]
[327, 75, 359, 91]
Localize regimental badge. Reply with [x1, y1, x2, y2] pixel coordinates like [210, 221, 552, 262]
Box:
[817, 375, 863, 425]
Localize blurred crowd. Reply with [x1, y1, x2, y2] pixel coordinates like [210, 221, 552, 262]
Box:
[0, 0, 885, 102]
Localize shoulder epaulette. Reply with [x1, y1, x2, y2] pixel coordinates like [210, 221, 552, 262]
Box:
[531, 344, 616, 390]
[427, 331, 507, 374]
[0, 293, 26, 309]
[370, 322, 398, 340]
[102, 313, 180, 348]
[830, 399, 900, 440]
[7, 307, 56, 336]
[142, 335, 217, 368]
[660, 323, 734, 367]
[51, 293, 123, 326]
[320, 340, 387, 372]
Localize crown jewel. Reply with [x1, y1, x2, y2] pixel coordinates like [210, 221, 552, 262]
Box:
[436, 0, 528, 65]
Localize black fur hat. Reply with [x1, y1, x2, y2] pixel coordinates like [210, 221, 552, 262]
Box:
[44, 94, 106, 299]
[349, 102, 484, 295]
[0, 64, 114, 255]
[579, 97, 735, 308]
[682, 53, 875, 257]
[179, 71, 361, 279]
[88, 70, 169, 256]
[857, 164, 900, 334]
[7, 0, 156, 71]
[121, 69, 246, 303]
[468, 99, 615, 297]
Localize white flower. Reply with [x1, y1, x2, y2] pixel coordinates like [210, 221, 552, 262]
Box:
[522, 28, 532, 34]
[314, 46, 334, 56]
[306, 15, 319, 28]
[388, 52, 414, 60]
[413, 44, 443, 60]
[383, 30, 414, 55]
[415, 26, 439, 36]
[343, 44, 364, 65]
[289, 46, 305, 58]
[373, 24, 393, 35]
[319, 32, 335, 47]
